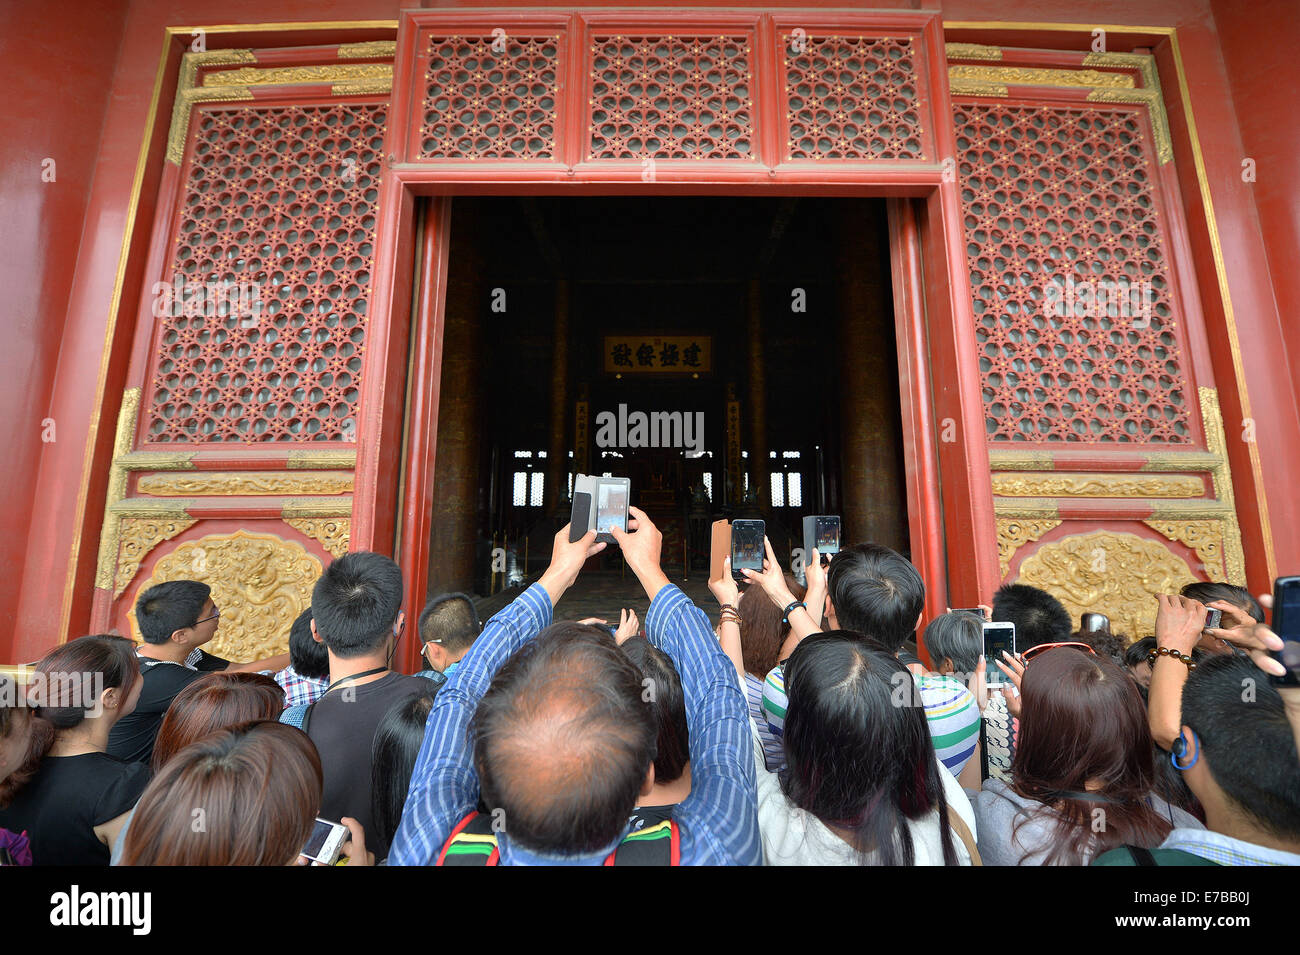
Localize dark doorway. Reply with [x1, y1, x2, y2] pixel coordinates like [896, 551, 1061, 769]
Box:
[425, 197, 908, 598]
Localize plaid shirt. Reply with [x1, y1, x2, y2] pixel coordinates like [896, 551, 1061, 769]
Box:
[273, 665, 328, 709]
[388, 582, 760, 866]
[1160, 827, 1300, 866]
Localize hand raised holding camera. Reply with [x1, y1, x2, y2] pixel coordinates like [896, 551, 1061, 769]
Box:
[539, 524, 605, 608]
[611, 507, 669, 602]
[1154, 594, 1207, 655]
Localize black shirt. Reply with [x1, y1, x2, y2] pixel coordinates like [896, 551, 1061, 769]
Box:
[0, 753, 150, 865]
[306, 672, 431, 861]
[106, 660, 207, 764]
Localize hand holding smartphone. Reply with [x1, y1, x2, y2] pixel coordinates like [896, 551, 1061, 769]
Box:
[731, 520, 765, 583]
[982, 622, 1016, 689]
[1270, 576, 1300, 687]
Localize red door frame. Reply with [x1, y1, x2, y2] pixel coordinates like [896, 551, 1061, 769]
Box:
[359, 9, 1001, 672]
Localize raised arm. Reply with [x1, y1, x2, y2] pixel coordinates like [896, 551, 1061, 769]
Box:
[613, 508, 760, 865]
[387, 526, 603, 865]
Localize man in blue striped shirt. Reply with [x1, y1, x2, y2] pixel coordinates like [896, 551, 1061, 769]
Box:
[388, 508, 760, 865]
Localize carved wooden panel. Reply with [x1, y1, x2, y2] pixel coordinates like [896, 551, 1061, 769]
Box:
[128, 530, 322, 662]
[145, 100, 387, 442]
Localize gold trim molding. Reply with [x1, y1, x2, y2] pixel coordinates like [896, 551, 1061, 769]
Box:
[337, 40, 397, 59]
[947, 57, 1171, 163]
[94, 388, 142, 590]
[138, 471, 354, 496]
[114, 517, 197, 598]
[1198, 387, 1247, 583]
[166, 49, 392, 164]
[945, 42, 1003, 61]
[281, 498, 353, 518]
[992, 473, 1204, 499]
[286, 449, 357, 469]
[284, 517, 350, 558]
[948, 64, 1134, 89]
[996, 517, 1061, 578]
[1144, 518, 1226, 579]
[203, 63, 392, 87]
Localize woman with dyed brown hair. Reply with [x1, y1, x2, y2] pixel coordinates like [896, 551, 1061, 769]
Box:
[151, 671, 285, 772]
[121, 720, 369, 866]
[971, 646, 1202, 865]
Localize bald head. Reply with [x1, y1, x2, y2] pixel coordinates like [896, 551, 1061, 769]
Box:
[472, 623, 657, 855]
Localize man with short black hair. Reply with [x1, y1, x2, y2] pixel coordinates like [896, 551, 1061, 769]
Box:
[281, 551, 429, 860]
[390, 510, 760, 865]
[1095, 654, 1300, 865]
[108, 580, 290, 763]
[417, 593, 481, 682]
[991, 582, 1072, 653]
[273, 608, 329, 707]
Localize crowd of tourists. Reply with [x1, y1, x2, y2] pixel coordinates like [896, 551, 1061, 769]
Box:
[1, 507, 1296, 866]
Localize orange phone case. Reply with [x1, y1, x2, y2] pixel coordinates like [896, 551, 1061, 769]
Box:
[709, 520, 731, 586]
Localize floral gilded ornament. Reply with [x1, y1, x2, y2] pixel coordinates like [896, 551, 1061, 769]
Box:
[1016, 531, 1197, 640]
[129, 531, 321, 662]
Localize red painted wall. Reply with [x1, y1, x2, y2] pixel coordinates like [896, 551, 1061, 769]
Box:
[5, 0, 1298, 661]
[1209, 0, 1300, 578]
[0, 1, 128, 649]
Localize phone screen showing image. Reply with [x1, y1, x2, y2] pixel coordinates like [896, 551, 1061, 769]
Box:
[595, 483, 628, 535]
[983, 624, 1016, 687]
[814, 516, 841, 557]
[732, 520, 765, 578]
[302, 819, 335, 860]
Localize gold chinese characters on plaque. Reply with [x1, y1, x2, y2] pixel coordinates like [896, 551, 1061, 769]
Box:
[604, 336, 711, 374]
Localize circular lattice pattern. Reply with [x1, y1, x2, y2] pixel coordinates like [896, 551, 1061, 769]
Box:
[147, 102, 385, 442]
[954, 102, 1191, 442]
[421, 34, 558, 158]
[590, 35, 753, 160]
[785, 35, 925, 160]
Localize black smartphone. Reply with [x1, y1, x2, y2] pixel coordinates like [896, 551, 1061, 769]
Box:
[1270, 576, 1300, 687]
[982, 622, 1016, 689]
[731, 519, 765, 583]
[802, 515, 841, 565]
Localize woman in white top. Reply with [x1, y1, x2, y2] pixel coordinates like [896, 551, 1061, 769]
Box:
[751, 631, 977, 865]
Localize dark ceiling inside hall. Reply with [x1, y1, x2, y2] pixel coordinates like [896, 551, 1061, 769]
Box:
[453, 197, 873, 283]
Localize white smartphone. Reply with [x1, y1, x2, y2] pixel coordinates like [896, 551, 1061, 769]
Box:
[301, 817, 349, 866]
[982, 622, 1017, 689]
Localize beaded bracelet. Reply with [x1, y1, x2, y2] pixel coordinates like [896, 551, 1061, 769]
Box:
[719, 608, 742, 627]
[782, 600, 807, 625]
[1148, 646, 1197, 670]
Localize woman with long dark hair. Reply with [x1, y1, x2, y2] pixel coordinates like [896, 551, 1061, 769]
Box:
[0, 635, 149, 865]
[756, 632, 975, 865]
[973, 646, 1200, 865]
[370, 687, 439, 860]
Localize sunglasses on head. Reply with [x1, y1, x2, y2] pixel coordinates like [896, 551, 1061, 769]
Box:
[1020, 641, 1097, 664]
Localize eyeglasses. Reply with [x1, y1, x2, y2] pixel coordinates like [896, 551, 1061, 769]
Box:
[1020, 641, 1096, 664]
[193, 606, 220, 626]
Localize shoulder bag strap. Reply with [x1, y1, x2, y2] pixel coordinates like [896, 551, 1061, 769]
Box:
[946, 807, 982, 866]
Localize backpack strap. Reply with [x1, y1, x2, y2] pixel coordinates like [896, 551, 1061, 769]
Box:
[1126, 845, 1158, 866]
[604, 818, 679, 866]
[436, 812, 500, 866]
[300, 700, 316, 735]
